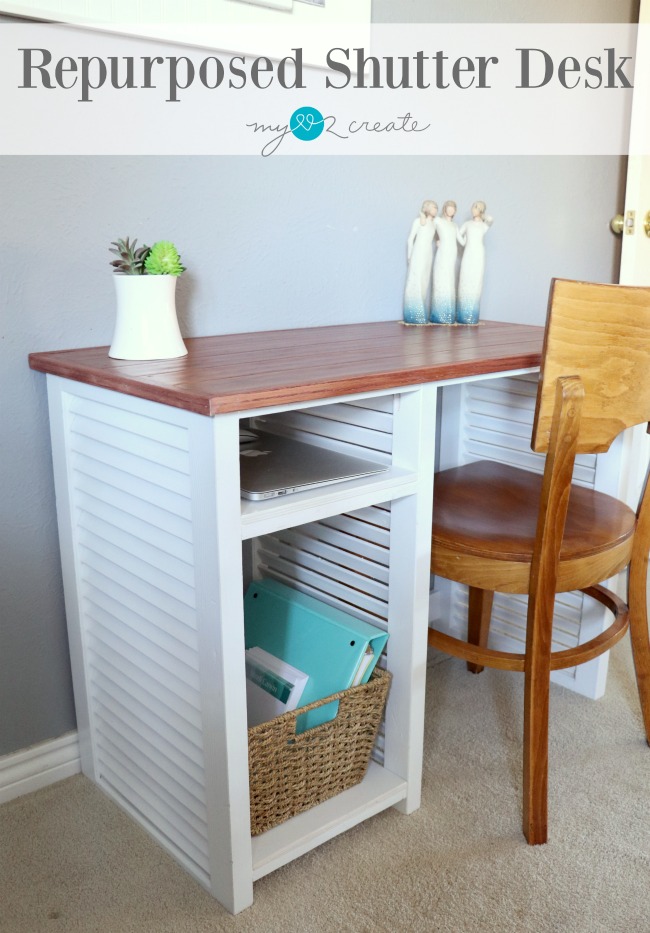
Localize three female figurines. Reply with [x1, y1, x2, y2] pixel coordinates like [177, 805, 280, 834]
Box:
[403, 199, 493, 325]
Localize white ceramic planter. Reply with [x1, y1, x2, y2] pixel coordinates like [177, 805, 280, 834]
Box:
[109, 275, 187, 360]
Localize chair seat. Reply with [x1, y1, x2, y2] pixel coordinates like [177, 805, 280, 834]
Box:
[432, 461, 636, 563]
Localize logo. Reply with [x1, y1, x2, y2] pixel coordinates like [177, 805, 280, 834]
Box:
[290, 106, 325, 141]
[246, 109, 429, 156]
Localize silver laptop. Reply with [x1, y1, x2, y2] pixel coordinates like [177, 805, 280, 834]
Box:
[240, 431, 387, 500]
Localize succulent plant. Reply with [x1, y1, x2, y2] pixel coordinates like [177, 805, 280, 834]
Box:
[144, 241, 185, 276]
[109, 236, 150, 275]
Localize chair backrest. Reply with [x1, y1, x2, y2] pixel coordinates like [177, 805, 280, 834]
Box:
[532, 279, 650, 454]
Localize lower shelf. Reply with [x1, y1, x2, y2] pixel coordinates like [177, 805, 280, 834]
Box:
[251, 761, 407, 881]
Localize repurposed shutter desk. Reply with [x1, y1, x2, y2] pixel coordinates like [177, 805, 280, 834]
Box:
[30, 320, 626, 915]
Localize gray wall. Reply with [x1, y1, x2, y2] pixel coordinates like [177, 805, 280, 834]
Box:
[0, 0, 639, 756]
[375, 0, 638, 23]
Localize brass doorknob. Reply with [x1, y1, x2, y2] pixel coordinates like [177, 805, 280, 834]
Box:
[645, 211, 650, 238]
[610, 214, 625, 234]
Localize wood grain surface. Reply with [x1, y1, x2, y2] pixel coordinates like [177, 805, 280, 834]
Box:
[532, 279, 650, 453]
[29, 321, 543, 415]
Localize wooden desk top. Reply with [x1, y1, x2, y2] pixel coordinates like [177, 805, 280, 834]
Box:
[29, 321, 544, 416]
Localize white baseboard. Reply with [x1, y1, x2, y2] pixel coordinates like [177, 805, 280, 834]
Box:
[0, 731, 81, 805]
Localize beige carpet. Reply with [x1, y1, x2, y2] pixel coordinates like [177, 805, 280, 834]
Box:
[2, 641, 649, 933]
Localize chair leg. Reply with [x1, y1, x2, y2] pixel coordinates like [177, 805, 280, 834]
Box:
[467, 587, 493, 674]
[522, 588, 554, 845]
[628, 554, 650, 746]
[523, 375, 580, 844]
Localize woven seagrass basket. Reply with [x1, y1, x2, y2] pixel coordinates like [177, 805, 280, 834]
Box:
[248, 667, 391, 836]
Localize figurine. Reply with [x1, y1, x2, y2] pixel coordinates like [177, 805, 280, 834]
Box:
[431, 200, 459, 324]
[403, 200, 438, 324]
[457, 201, 493, 324]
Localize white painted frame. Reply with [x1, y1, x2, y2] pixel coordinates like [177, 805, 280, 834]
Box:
[44, 373, 437, 914]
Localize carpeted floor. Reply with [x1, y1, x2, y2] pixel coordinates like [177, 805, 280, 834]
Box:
[2, 641, 649, 933]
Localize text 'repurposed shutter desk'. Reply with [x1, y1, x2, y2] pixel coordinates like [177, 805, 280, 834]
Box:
[29, 321, 543, 914]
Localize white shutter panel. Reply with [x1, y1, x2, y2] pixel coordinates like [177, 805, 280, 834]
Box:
[436, 374, 624, 699]
[63, 392, 212, 883]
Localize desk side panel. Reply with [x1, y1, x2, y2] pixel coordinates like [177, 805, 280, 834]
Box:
[46, 377, 212, 886]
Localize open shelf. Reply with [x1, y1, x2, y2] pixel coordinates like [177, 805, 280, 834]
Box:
[251, 762, 407, 881]
[240, 467, 418, 540]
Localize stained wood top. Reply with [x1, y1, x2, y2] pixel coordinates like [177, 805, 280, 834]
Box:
[29, 321, 543, 416]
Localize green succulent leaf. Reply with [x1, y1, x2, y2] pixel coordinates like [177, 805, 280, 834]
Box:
[144, 240, 185, 276]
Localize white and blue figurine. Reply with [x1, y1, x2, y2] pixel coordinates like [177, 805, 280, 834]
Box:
[403, 200, 438, 324]
[431, 200, 459, 324]
[457, 200, 493, 325]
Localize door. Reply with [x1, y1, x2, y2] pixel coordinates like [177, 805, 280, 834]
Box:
[619, 0, 650, 288]
[618, 0, 650, 509]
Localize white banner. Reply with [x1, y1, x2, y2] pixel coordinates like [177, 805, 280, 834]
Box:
[0, 22, 645, 155]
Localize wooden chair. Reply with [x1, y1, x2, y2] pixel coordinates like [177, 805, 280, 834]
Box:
[427, 279, 650, 845]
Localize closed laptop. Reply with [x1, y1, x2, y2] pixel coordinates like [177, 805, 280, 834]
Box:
[240, 431, 387, 500]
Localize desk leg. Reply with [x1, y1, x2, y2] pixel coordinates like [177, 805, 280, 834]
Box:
[190, 412, 253, 914]
[383, 384, 437, 814]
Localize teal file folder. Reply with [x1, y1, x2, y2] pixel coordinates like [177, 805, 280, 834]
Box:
[244, 579, 389, 732]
